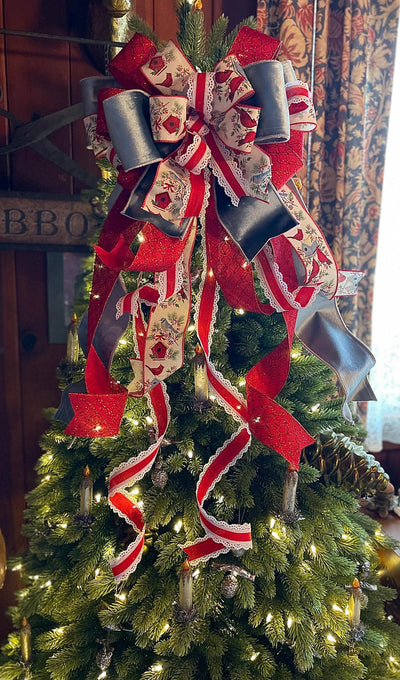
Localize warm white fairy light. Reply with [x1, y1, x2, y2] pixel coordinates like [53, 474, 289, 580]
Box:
[132, 487, 140, 496]
[137, 501, 144, 509]
[55, 627, 64, 634]
[266, 613, 273, 623]
[237, 308, 245, 315]
[326, 633, 336, 643]
[269, 517, 276, 529]
[310, 403, 320, 412]
[163, 623, 170, 632]
[115, 592, 126, 601]
[133, 419, 139, 426]
[12, 564, 22, 571]
[95, 568, 100, 577]
[44, 580, 52, 588]
[187, 324, 195, 332]
[208, 269, 214, 277]
[209, 394, 216, 401]
[119, 339, 127, 345]
[238, 379, 246, 386]
[193, 569, 200, 578]
[152, 664, 163, 672]
[44, 475, 50, 481]
[59, 523, 68, 529]
[242, 261, 248, 268]
[138, 233, 145, 242]
[271, 531, 280, 540]
[187, 449, 193, 458]
[94, 425, 102, 432]
[291, 351, 300, 358]
[218, 495, 224, 503]
[332, 604, 343, 612]
[98, 672, 107, 680]
[93, 293, 100, 299]
[287, 616, 293, 629]
[145, 416, 153, 425]
[310, 544, 317, 556]
[250, 652, 259, 661]
[174, 519, 183, 533]
[388, 615, 393, 621]
[95, 493, 102, 503]
[345, 606, 350, 616]
[341, 533, 349, 540]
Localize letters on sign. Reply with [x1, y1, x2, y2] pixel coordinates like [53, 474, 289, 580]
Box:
[0, 196, 97, 247]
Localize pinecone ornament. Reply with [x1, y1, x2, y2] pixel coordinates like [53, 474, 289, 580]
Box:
[221, 573, 238, 598]
[302, 430, 388, 495]
[96, 644, 113, 671]
[151, 458, 168, 489]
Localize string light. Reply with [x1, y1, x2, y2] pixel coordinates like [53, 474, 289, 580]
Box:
[271, 531, 280, 540]
[44, 475, 50, 481]
[12, 564, 22, 571]
[269, 517, 276, 529]
[250, 652, 259, 661]
[193, 569, 200, 578]
[174, 519, 183, 533]
[310, 544, 317, 556]
[208, 269, 214, 277]
[152, 664, 163, 672]
[131, 487, 140, 496]
[310, 403, 320, 412]
[341, 533, 349, 540]
[145, 416, 153, 425]
[119, 339, 127, 345]
[59, 523, 68, 529]
[115, 592, 126, 601]
[326, 633, 336, 643]
[237, 308, 245, 315]
[187, 449, 193, 458]
[95, 493, 102, 503]
[238, 379, 246, 386]
[163, 623, 170, 632]
[133, 419, 139, 426]
[95, 568, 100, 577]
[287, 617, 293, 629]
[266, 613, 273, 623]
[332, 604, 343, 612]
[187, 324, 195, 332]
[138, 233, 144, 242]
[98, 672, 107, 680]
[94, 425, 102, 432]
[210, 394, 216, 401]
[291, 351, 300, 358]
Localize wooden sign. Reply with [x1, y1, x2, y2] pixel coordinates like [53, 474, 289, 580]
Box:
[0, 194, 99, 248]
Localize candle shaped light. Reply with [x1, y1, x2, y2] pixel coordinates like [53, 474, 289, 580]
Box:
[282, 463, 299, 515]
[80, 465, 93, 516]
[66, 313, 79, 364]
[20, 617, 31, 664]
[179, 559, 193, 611]
[348, 578, 362, 627]
[193, 343, 209, 403]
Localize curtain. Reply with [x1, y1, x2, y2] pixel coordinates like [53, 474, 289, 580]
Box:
[257, 0, 399, 350]
[365, 31, 400, 451]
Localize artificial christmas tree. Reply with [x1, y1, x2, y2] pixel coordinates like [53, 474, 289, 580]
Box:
[1, 4, 400, 680]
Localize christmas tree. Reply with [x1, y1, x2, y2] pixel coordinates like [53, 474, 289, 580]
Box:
[1, 4, 400, 680]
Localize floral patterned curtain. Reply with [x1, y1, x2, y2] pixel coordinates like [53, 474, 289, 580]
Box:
[257, 0, 399, 347]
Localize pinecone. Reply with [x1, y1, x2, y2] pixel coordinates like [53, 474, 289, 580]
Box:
[151, 459, 168, 489]
[302, 430, 388, 495]
[221, 573, 238, 598]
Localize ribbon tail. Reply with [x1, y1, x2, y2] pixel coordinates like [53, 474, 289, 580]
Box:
[246, 309, 314, 468]
[295, 295, 376, 422]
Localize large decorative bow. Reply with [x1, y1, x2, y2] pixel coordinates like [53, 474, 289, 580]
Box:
[57, 27, 375, 581]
